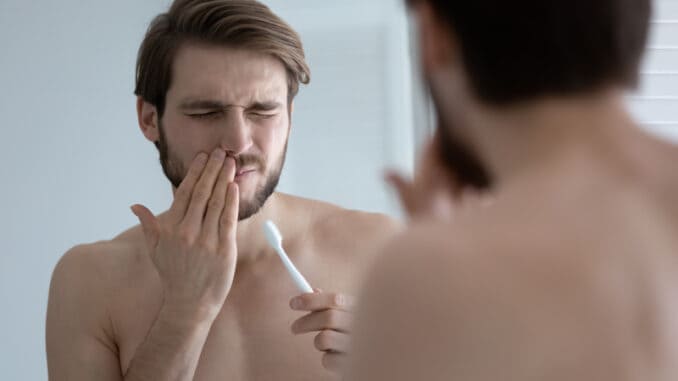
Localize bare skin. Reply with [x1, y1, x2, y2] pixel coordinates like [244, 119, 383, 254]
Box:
[350, 116, 678, 380]
[347, 1, 678, 380]
[48, 192, 394, 380]
[46, 43, 398, 380]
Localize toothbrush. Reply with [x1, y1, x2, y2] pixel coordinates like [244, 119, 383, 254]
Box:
[263, 220, 314, 293]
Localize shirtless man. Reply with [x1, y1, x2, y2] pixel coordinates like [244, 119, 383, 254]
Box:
[46, 1, 396, 380]
[348, 0, 678, 379]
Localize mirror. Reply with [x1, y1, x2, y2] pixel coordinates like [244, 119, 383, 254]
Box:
[0, 1, 424, 379]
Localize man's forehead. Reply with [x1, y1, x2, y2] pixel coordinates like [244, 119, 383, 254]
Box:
[168, 43, 288, 105]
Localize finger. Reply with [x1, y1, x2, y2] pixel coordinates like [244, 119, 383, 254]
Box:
[429, 190, 456, 220]
[201, 157, 236, 244]
[181, 148, 226, 231]
[314, 330, 351, 353]
[385, 171, 417, 217]
[321, 352, 348, 374]
[130, 204, 160, 251]
[169, 152, 208, 221]
[291, 309, 352, 334]
[290, 292, 354, 312]
[219, 182, 239, 249]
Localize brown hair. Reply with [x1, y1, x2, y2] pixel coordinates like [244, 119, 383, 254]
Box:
[134, 0, 310, 117]
[408, 0, 650, 105]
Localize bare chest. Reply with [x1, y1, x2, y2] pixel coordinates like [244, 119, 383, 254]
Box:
[115, 251, 353, 380]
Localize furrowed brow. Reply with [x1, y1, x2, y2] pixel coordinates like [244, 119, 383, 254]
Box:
[179, 99, 227, 111]
[248, 101, 283, 111]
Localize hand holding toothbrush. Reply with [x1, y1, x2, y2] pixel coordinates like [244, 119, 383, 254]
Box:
[289, 289, 355, 373]
[263, 220, 355, 374]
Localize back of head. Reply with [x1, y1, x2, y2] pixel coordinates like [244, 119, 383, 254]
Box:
[417, 0, 651, 105]
[135, 0, 310, 117]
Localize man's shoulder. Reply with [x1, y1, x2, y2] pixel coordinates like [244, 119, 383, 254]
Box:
[281, 193, 402, 257]
[282, 193, 401, 238]
[357, 200, 668, 378]
[52, 229, 147, 294]
[46, 234, 146, 373]
[372, 203, 590, 299]
[314, 205, 401, 240]
[370, 200, 641, 326]
[316, 203, 399, 246]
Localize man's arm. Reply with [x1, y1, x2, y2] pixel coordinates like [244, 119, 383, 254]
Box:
[47, 246, 123, 381]
[46, 246, 216, 381]
[48, 150, 241, 381]
[120, 302, 214, 380]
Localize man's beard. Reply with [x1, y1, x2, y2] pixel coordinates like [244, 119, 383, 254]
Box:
[156, 122, 286, 221]
[429, 84, 493, 191]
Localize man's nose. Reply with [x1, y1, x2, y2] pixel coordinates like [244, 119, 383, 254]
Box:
[219, 110, 253, 156]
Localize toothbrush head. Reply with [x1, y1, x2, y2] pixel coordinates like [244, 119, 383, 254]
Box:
[263, 220, 283, 249]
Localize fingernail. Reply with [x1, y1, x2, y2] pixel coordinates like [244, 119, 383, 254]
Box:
[334, 294, 346, 307]
[290, 297, 303, 309]
[197, 152, 208, 162]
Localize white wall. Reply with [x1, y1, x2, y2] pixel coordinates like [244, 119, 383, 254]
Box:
[0, 2, 171, 378]
[0, 1, 412, 379]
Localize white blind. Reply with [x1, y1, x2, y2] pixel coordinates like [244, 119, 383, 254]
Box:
[629, 0, 678, 142]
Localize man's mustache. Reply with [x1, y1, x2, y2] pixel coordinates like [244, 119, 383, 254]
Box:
[234, 154, 265, 171]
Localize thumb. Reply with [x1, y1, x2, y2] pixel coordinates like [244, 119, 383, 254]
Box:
[130, 204, 160, 252]
[385, 171, 417, 217]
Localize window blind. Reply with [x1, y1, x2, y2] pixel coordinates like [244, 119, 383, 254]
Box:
[629, 0, 678, 142]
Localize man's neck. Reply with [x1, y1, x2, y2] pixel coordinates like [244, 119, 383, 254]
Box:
[455, 88, 640, 187]
[233, 192, 290, 263]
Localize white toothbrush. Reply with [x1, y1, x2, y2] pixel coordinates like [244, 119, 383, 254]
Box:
[263, 220, 314, 293]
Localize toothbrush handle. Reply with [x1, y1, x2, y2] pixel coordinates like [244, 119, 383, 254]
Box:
[277, 247, 314, 293]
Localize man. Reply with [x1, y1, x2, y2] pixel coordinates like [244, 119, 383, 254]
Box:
[348, 0, 678, 379]
[46, 1, 397, 380]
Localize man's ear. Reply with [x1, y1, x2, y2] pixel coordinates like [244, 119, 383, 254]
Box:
[136, 97, 160, 142]
[413, 1, 459, 75]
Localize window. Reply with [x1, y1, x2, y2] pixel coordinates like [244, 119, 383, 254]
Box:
[629, 0, 678, 143]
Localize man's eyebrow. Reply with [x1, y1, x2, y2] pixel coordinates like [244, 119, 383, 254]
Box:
[179, 99, 227, 110]
[248, 101, 283, 111]
[179, 99, 283, 111]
